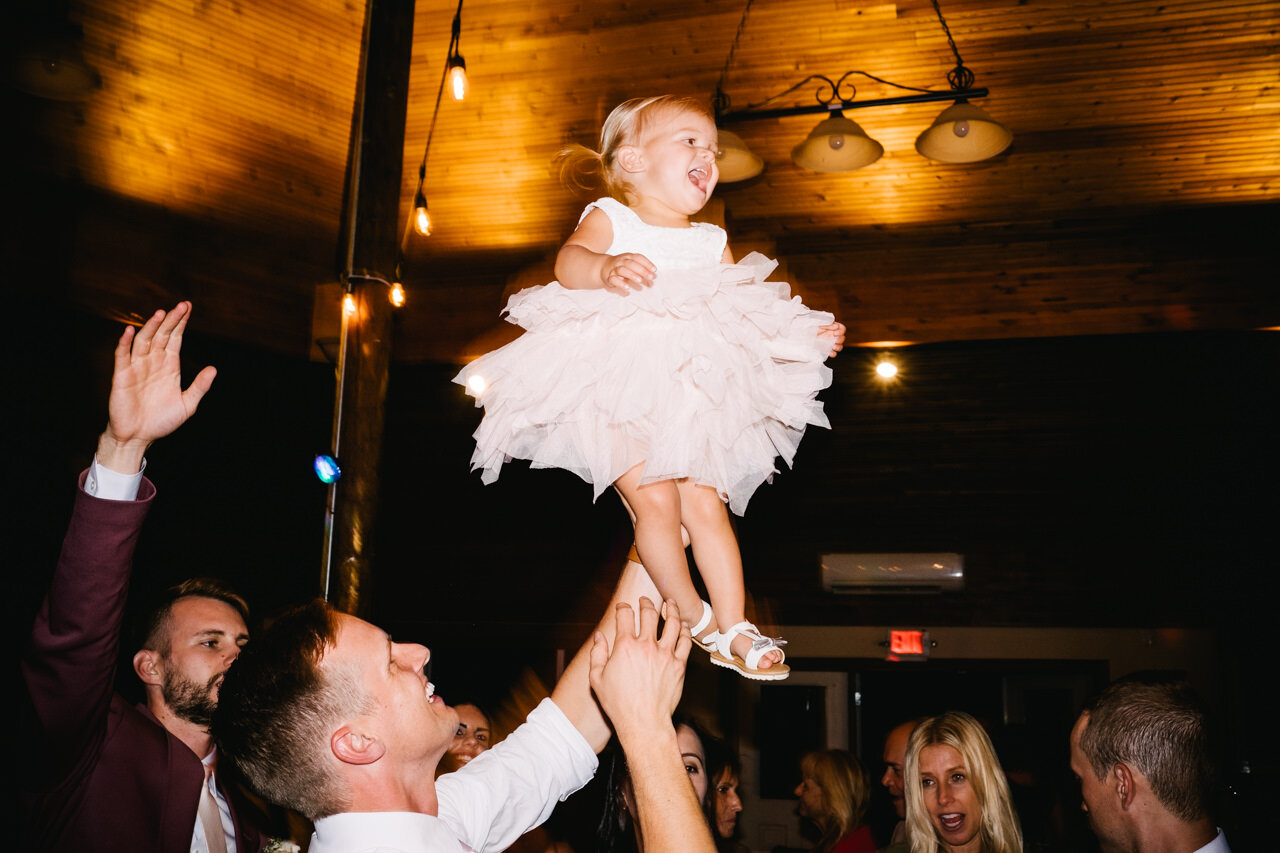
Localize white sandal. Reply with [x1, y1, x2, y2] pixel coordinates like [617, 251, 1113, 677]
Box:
[689, 600, 721, 654]
[710, 621, 790, 681]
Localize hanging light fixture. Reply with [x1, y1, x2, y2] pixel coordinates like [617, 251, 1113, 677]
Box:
[716, 129, 764, 182]
[446, 55, 468, 102]
[916, 100, 1011, 164]
[444, 0, 468, 102]
[403, 0, 467, 246]
[914, 0, 1012, 163]
[412, 189, 431, 236]
[713, 0, 1010, 177]
[792, 112, 883, 173]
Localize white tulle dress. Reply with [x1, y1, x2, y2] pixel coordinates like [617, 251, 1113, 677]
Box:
[454, 197, 835, 515]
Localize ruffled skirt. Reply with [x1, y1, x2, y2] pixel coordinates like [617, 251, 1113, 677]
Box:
[453, 253, 834, 515]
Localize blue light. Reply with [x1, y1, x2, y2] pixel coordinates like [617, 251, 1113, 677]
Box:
[314, 454, 341, 484]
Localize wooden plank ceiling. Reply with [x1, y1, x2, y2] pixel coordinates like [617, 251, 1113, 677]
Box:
[14, 0, 1280, 359]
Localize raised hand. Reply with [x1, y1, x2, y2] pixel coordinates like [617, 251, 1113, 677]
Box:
[588, 597, 690, 736]
[97, 301, 216, 473]
[600, 252, 657, 295]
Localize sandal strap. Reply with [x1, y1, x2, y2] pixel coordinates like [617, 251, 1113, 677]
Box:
[691, 601, 721, 652]
[717, 621, 788, 670]
[690, 601, 714, 637]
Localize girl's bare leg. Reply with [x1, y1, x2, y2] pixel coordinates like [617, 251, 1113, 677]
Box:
[614, 464, 705, 638]
[675, 480, 781, 669]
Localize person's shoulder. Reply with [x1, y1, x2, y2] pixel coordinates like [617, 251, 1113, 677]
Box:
[581, 196, 634, 224]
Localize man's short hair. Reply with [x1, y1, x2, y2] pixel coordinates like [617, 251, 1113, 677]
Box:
[212, 599, 369, 820]
[138, 577, 250, 653]
[1078, 679, 1215, 822]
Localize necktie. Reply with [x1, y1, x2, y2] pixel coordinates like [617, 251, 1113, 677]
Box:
[199, 762, 229, 853]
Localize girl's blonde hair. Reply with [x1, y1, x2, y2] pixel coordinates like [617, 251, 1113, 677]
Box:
[904, 712, 1023, 853]
[798, 749, 871, 853]
[557, 95, 715, 204]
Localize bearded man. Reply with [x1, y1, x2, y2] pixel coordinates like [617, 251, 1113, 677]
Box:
[20, 302, 267, 852]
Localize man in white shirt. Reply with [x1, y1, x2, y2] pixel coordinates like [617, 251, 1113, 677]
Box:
[216, 585, 713, 853]
[1069, 679, 1230, 853]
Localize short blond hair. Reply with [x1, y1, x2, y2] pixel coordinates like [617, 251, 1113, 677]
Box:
[798, 749, 871, 853]
[557, 95, 714, 204]
[904, 712, 1023, 853]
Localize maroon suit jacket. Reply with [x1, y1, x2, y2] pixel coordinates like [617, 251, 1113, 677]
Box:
[20, 474, 267, 852]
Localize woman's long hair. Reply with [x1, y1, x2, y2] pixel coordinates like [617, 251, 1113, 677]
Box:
[597, 716, 713, 853]
[798, 749, 870, 853]
[904, 712, 1023, 853]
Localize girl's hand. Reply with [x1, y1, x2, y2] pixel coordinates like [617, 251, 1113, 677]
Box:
[818, 321, 847, 357]
[601, 253, 656, 295]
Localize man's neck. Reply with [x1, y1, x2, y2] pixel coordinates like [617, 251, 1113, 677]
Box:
[1134, 817, 1218, 853]
[346, 763, 441, 816]
[149, 698, 214, 758]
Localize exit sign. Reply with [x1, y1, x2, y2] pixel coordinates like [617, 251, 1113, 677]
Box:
[887, 629, 931, 661]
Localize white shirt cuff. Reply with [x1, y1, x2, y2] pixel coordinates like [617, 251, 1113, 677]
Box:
[85, 455, 145, 501]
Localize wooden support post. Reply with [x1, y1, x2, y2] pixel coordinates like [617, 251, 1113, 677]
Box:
[321, 0, 416, 616]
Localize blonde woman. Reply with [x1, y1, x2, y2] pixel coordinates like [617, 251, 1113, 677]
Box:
[904, 712, 1022, 853]
[794, 749, 875, 853]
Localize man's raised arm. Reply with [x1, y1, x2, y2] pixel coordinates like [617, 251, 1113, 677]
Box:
[23, 301, 215, 786]
[588, 599, 716, 853]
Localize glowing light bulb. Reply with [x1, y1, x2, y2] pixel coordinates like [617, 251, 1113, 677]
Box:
[313, 454, 341, 484]
[876, 359, 898, 379]
[466, 374, 488, 395]
[342, 293, 356, 316]
[414, 202, 431, 237]
[447, 58, 468, 102]
[389, 282, 405, 307]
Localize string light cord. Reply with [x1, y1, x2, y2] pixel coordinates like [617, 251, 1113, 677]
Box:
[406, 0, 464, 245]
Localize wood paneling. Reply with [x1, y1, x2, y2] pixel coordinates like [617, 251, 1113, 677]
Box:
[9, 0, 1277, 358]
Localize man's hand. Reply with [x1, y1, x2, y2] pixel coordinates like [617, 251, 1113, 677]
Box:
[588, 598, 690, 740]
[589, 599, 714, 853]
[96, 302, 216, 474]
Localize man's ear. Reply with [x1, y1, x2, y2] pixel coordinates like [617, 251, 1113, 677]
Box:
[1113, 763, 1136, 810]
[617, 145, 644, 174]
[332, 724, 386, 766]
[133, 649, 163, 687]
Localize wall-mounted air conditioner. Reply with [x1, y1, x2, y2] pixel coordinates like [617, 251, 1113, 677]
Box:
[820, 553, 964, 594]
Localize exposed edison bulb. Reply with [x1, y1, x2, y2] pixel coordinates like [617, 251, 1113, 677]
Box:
[876, 358, 898, 379]
[466, 374, 488, 395]
[447, 58, 468, 102]
[389, 282, 406, 308]
[413, 201, 432, 237]
[342, 293, 356, 317]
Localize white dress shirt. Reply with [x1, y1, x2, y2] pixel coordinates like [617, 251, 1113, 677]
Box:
[1196, 828, 1231, 853]
[309, 699, 596, 853]
[191, 750, 237, 853]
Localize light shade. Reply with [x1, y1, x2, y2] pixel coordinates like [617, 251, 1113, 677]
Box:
[915, 100, 1012, 164]
[716, 129, 764, 182]
[791, 114, 883, 172]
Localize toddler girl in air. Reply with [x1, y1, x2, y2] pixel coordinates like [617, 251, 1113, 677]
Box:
[456, 95, 844, 679]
